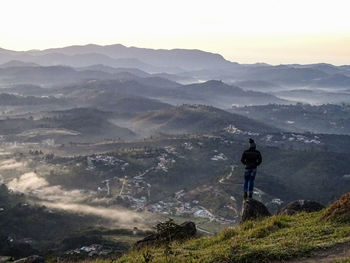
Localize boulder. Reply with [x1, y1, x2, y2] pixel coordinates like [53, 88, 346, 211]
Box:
[134, 221, 196, 249]
[13, 256, 44, 263]
[324, 192, 350, 222]
[241, 199, 271, 222]
[279, 200, 324, 215]
[0, 257, 12, 263]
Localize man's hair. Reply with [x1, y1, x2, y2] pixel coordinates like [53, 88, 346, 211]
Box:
[249, 138, 256, 148]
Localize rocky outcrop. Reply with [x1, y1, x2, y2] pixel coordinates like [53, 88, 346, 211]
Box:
[0, 257, 12, 263]
[134, 221, 196, 249]
[241, 199, 271, 222]
[13, 256, 44, 263]
[324, 192, 350, 222]
[279, 200, 324, 215]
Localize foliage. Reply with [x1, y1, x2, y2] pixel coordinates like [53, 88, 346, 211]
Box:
[142, 250, 154, 263]
[155, 218, 178, 242]
[324, 192, 350, 223]
[116, 210, 350, 263]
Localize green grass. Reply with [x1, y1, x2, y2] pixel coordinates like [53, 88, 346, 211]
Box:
[333, 259, 350, 263]
[114, 210, 350, 263]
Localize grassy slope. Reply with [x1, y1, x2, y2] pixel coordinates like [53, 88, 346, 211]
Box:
[115, 210, 350, 263]
[337, 259, 350, 263]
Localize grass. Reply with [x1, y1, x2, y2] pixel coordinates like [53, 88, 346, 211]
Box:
[113, 209, 350, 263]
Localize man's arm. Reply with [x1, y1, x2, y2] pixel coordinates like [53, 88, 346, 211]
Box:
[257, 151, 262, 166]
[241, 152, 246, 165]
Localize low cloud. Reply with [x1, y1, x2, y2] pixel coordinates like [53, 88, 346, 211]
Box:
[0, 159, 26, 170]
[8, 172, 48, 192]
[40, 202, 145, 228]
[7, 172, 147, 227]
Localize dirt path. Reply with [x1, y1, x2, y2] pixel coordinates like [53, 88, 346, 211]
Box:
[118, 178, 126, 196]
[276, 242, 350, 263]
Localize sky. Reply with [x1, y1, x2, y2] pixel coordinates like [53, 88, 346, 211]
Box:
[0, 0, 349, 65]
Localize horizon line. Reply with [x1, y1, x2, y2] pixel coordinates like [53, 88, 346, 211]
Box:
[0, 42, 348, 67]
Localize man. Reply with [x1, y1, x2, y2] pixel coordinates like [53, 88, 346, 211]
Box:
[241, 138, 262, 199]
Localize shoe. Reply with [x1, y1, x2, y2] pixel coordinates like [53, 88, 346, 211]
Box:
[244, 192, 248, 199]
[248, 192, 253, 198]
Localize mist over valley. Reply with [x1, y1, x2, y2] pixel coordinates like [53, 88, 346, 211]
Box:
[1, 43, 350, 261]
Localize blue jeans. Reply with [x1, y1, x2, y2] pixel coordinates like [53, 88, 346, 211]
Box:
[244, 168, 257, 194]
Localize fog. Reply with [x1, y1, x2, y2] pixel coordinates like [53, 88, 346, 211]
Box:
[0, 159, 26, 170]
[7, 171, 148, 228]
[39, 202, 146, 228]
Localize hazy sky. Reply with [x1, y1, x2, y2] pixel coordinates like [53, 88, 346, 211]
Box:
[1, 0, 349, 65]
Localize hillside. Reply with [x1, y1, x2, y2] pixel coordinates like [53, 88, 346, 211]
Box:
[127, 104, 278, 135]
[0, 184, 148, 259]
[66, 88, 173, 112]
[117, 196, 350, 263]
[1, 44, 235, 72]
[1, 44, 350, 108]
[0, 108, 136, 143]
[0, 65, 116, 85]
[231, 104, 350, 135]
[0, 93, 61, 106]
[177, 80, 287, 107]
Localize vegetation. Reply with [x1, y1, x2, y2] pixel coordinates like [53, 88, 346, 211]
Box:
[324, 192, 350, 223]
[116, 209, 350, 263]
[231, 103, 350, 135]
[0, 185, 147, 259]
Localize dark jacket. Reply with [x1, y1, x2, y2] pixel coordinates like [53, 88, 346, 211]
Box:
[241, 147, 262, 169]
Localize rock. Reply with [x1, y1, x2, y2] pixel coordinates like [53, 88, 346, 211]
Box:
[241, 199, 271, 222]
[279, 200, 324, 215]
[0, 257, 12, 263]
[133, 233, 159, 248]
[13, 256, 44, 263]
[324, 192, 350, 222]
[178, 221, 197, 237]
[134, 221, 196, 249]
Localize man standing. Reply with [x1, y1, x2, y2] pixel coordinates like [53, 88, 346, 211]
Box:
[241, 138, 262, 199]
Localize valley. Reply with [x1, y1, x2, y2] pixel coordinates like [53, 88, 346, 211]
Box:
[0, 44, 350, 260]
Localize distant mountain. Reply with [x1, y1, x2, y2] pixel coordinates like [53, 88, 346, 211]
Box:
[39, 108, 136, 141]
[0, 84, 47, 96]
[0, 52, 161, 73]
[0, 93, 61, 105]
[0, 44, 236, 73]
[75, 65, 196, 84]
[0, 60, 39, 68]
[65, 88, 173, 112]
[309, 73, 350, 89]
[0, 108, 136, 142]
[290, 63, 350, 76]
[180, 63, 350, 91]
[76, 64, 150, 77]
[273, 89, 350, 104]
[233, 80, 282, 91]
[59, 78, 287, 108]
[58, 78, 178, 99]
[339, 65, 350, 75]
[152, 72, 197, 84]
[1, 44, 350, 105]
[27, 44, 236, 71]
[233, 66, 328, 86]
[0, 62, 287, 107]
[128, 104, 278, 135]
[178, 80, 287, 107]
[0, 65, 115, 85]
[231, 103, 350, 135]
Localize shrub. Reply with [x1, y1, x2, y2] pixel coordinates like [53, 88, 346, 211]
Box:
[324, 192, 350, 222]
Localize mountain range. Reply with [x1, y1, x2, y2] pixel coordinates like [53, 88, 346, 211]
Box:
[1, 44, 349, 89]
